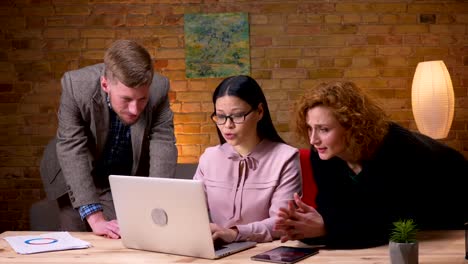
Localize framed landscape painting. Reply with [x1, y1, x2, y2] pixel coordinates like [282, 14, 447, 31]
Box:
[184, 12, 250, 78]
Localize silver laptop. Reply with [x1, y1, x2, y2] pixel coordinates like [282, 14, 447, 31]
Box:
[109, 175, 257, 259]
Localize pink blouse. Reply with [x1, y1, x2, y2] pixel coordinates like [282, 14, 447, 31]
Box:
[193, 140, 302, 242]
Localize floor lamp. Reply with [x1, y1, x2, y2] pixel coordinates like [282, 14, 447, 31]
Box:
[411, 60, 454, 139]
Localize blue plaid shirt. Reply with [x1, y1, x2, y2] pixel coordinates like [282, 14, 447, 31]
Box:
[79, 96, 133, 220]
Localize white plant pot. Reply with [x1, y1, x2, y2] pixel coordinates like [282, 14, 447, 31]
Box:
[389, 241, 418, 264]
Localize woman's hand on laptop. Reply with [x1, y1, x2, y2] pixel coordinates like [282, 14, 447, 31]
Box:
[210, 223, 238, 243]
[86, 211, 121, 239]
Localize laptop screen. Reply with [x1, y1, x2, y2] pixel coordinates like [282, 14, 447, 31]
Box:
[109, 175, 255, 259]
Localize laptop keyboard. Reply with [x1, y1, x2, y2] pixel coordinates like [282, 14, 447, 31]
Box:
[213, 239, 228, 251]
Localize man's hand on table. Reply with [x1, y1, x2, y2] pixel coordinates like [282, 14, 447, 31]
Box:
[86, 211, 120, 239]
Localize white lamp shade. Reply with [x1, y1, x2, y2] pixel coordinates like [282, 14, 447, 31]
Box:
[411, 60, 454, 139]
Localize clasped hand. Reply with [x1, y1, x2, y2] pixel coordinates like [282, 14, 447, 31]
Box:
[274, 193, 326, 243]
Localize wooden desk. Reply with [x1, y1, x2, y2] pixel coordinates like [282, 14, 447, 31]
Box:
[0, 230, 465, 263]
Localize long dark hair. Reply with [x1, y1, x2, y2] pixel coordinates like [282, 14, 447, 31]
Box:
[212, 75, 285, 144]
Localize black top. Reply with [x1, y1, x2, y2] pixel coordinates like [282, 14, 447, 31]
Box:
[304, 122, 468, 249]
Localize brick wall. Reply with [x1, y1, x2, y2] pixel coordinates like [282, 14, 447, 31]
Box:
[0, 0, 467, 232]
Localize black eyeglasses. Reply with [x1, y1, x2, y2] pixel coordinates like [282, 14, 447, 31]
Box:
[211, 109, 255, 125]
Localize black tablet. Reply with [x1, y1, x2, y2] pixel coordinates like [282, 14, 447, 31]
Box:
[251, 246, 319, 264]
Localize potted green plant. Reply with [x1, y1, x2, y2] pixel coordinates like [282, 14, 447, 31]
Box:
[389, 219, 418, 264]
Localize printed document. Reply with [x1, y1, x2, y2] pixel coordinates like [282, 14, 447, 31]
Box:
[4, 232, 91, 254]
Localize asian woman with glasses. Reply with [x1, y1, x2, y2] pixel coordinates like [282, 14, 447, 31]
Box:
[193, 75, 302, 243]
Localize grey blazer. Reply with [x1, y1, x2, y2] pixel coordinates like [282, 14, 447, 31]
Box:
[40, 63, 178, 208]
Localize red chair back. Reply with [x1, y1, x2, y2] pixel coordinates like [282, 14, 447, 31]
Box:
[299, 148, 317, 208]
